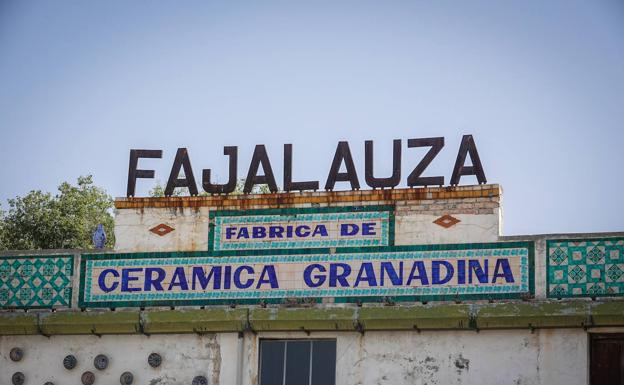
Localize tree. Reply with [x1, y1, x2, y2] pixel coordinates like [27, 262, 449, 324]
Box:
[149, 178, 272, 197]
[0, 175, 115, 250]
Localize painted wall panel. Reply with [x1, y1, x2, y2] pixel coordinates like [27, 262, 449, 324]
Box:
[0, 255, 73, 309]
[547, 238, 624, 298]
[209, 206, 394, 251]
[80, 242, 533, 308]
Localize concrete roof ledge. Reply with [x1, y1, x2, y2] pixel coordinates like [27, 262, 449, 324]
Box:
[1, 300, 622, 336]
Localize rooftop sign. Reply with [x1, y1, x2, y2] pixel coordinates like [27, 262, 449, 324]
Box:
[126, 135, 487, 197]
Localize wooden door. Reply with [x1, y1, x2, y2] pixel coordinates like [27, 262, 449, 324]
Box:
[591, 334, 624, 385]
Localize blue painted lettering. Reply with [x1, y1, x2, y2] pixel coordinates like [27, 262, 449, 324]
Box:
[168, 267, 189, 291]
[406, 261, 429, 286]
[225, 227, 236, 240]
[354, 262, 377, 287]
[432, 261, 454, 285]
[269, 226, 284, 238]
[144, 267, 165, 291]
[236, 228, 249, 239]
[492, 258, 515, 283]
[457, 260, 466, 284]
[362, 222, 376, 235]
[329, 263, 351, 287]
[295, 225, 311, 237]
[234, 266, 254, 289]
[303, 264, 326, 288]
[257, 265, 279, 289]
[469, 260, 488, 284]
[121, 268, 142, 292]
[98, 269, 119, 293]
[380, 261, 403, 286]
[312, 224, 328, 237]
[340, 223, 359, 236]
[192, 266, 222, 290]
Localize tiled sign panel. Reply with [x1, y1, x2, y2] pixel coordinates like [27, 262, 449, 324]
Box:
[209, 206, 394, 252]
[80, 242, 532, 308]
[547, 238, 624, 298]
[0, 255, 73, 309]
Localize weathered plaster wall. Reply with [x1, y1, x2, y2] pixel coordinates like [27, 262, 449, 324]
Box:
[0, 333, 238, 385]
[1, 328, 594, 385]
[114, 186, 502, 252]
[115, 207, 211, 253]
[393, 197, 500, 246]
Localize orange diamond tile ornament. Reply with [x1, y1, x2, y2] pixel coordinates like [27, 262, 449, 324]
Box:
[433, 215, 460, 229]
[149, 223, 175, 236]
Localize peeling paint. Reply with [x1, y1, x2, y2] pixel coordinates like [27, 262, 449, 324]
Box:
[206, 334, 222, 385]
[454, 354, 470, 372]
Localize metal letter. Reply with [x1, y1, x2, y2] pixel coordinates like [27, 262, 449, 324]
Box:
[202, 146, 238, 194]
[243, 145, 278, 193]
[325, 141, 360, 190]
[407, 137, 445, 187]
[165, 148, 199, 196]
[283, 144, 319, 191]
[450, 135, 487, 185]
[364, 140, 401, 188]
[127, 149, 162, 197]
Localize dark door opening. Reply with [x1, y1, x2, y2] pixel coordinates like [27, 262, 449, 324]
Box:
[590, 333, 624, 385]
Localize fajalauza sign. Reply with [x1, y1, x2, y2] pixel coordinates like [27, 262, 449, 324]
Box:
[79, 242, 533, 308]
[126, 135, 487, 197]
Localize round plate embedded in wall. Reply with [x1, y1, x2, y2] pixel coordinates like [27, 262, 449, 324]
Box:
[94, 354, 109, 370]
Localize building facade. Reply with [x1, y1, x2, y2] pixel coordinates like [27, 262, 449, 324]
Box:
[1, 184, 623, 384]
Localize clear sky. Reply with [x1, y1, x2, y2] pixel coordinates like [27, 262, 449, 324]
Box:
[0, 1, 622, 236]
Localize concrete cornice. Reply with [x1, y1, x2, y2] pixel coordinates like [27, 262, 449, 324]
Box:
[1, 300, 622, 336]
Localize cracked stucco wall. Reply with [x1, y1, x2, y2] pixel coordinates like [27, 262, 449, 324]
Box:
[244, 329, 587, 385]
[0, 333, 237, 385]
[1, 328, 592, 385]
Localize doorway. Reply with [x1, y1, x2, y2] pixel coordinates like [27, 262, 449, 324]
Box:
[590, 333, 624, 385]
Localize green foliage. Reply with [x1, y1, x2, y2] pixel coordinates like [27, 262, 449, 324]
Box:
[232, 179, 272, 195]
[0, 175, 115, 250]
[148, 181, 184, 197]
[149, 178, 273, 197]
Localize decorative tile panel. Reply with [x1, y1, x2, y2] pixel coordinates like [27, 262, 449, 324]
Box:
[80, 242, 533, 308]
[149, 223, 175, 237]
[433, 215, 461, 229]
[209, 206, 394, 252]
[547, 238, 624, 298]
[0, 255, 73, 309]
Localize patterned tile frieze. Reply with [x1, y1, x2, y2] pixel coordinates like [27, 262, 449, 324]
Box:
[209, 205, 394, 252]
[80, 242, 533, 308]
[547, 238, 624, 298]
[0, 255, 73, 309]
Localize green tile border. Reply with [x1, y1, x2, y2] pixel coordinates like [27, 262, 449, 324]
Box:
[546, 237, 623, 299]
[208, 205, 395, 253]
[79, 241, 534, 309]
[0, 254, 74, 309]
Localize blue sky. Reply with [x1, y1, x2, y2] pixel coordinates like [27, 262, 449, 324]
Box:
[0, 1, 622, 235]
